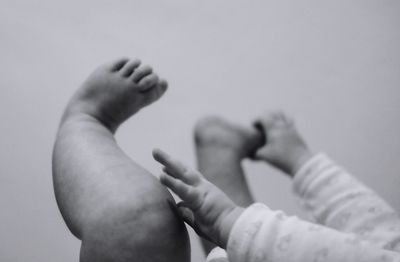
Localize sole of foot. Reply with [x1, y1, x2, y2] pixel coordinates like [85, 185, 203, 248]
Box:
[65, 57, 168, 132]
[194, 116, 264, 160]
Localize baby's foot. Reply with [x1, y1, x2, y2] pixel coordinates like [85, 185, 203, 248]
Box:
[194, 117, 262, 210]
[194, 116, 264, 160]
[254, 111, 313, 176]
[65, 57, 168, 132]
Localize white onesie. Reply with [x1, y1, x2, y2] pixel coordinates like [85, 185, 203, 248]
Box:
[206, 154, 400, 262]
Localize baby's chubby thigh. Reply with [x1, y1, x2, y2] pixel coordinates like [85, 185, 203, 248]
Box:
[78, 173, 191, 262]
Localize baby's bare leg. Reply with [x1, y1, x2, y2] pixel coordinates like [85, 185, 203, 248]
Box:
[193, 116, 263, 253]
[53, 58, 190, 262]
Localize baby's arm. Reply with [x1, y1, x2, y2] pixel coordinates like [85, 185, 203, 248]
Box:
[153, 149, 400, 262]
[227, 203, 400, 262]
[293, 154, 400, 251]
[254, 111, 400, 250]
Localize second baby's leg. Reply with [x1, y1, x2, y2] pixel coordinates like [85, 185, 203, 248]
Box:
[194, 116, 263, 253]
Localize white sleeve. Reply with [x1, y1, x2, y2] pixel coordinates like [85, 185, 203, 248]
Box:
[226, 203, 400, 262]
[293, 153, 400, 250]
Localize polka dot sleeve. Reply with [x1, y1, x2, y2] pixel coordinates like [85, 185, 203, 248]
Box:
[293, 153, 400, 251]
[226, 203, 400, 262]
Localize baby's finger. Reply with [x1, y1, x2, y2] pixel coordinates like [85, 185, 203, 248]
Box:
[177, 202, 214, 243]
[153, 148, 188, 177]
[253, 111, 278, 131]
[163, 166, 181, 178]
[160, 173, 188, 196]
[160, 173, 203, 210]
[163, 166, 202, 186]
[160, 173, 198, 202]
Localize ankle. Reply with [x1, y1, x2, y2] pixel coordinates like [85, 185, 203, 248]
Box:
[61, 101, 118, 133]
[199, 147, 248, 164]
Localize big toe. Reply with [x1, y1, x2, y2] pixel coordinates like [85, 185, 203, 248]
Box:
[138, 73, 159, 92]
[140, 79, 168, 107]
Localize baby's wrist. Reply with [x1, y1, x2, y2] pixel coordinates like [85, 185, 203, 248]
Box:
[289, 149, 314, 177]
[217, 206, 244, 249]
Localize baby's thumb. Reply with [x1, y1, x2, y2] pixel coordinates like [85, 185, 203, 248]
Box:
[177, 202, 195, 227]
[176, 202, 215, 243]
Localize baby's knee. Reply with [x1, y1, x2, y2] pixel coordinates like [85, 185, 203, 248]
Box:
[79, 185, 190, 262]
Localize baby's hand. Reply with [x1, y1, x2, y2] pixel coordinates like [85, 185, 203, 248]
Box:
[253, 111, 313, 176]
[153, 148, 244, 248]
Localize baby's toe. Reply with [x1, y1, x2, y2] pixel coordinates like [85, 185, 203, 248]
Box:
[130, 65, 153, 83]
[138, 74, 159, 92]
[106, 57, 129, 72]
[119, 59, 141, 76]
[141, 79, 168, 106]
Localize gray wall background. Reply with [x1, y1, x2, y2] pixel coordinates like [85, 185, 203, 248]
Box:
[0, 1, 399, 261]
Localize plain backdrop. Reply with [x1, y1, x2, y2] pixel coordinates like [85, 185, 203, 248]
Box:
[0, 1, 399, 261]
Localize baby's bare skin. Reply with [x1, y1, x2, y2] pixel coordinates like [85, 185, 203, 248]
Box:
[65, 58, 167, 132]
[53, 58, 190, 262]
[190, 112, 313, 255]
[193, 117, 263, 253]
[194, 116, 263, 204]
[153, 148, 244, 249]
[254, 111, 313, 176]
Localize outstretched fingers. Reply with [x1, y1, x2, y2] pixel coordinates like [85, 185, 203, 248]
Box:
[160, 173, 190, 198]
[159, 172, 202, 208]
[153, 148, 206, 209]
[153, 148, 201, 185]
[153, 148, 187, 174]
